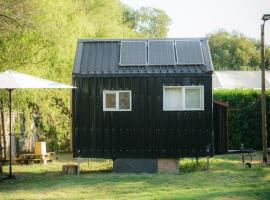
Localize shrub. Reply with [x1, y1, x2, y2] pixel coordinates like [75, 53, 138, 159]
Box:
[214, 89, 270, 150]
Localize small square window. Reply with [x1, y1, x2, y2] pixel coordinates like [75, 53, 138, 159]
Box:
[119, 91, 131, 110]
[103, 90, 131, 111]
[105, 93, 116, 109]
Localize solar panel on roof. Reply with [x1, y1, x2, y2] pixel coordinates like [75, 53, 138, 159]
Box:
[119, 41, 147, 66]
[175, 40, 205, 65]
[148, 40, 176, 65]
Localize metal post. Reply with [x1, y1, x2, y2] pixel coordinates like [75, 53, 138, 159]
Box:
[206, 146, 210, 171]
[240, 144, 244, 165]
[77, 156, 80, 175]
[206, 155, 209, 171]
[8, 89, 13, 178]
[261, 22, 268, 164]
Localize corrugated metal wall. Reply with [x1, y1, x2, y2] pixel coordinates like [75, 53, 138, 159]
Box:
[213, 101, 229, 154]
[72, 74, 212, 158]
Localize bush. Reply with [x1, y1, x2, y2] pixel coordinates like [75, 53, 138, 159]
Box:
[214, 89, 270, 150]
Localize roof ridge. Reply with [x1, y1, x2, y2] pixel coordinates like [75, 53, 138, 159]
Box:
[78, 37, 208, 43]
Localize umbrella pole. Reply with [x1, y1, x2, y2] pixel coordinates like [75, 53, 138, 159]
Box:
[8, 89, 13, 179]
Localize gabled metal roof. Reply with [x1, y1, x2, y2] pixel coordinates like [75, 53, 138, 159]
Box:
[73, 38, 214, 76]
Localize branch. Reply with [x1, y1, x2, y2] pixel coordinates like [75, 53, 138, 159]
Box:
[0, 28, 14, 32]
[0, 14, 22, 27]
[0, 0, 24, 11]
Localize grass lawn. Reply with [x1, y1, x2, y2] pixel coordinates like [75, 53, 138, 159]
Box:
[0, 153, 269, 200]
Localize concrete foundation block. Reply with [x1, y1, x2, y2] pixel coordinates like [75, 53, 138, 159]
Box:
[113, 158, 157, 173]
[113, 158, 179, 173]
[157, 159, 179, 173]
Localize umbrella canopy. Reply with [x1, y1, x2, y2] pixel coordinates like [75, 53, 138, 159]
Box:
[0, 70, 75, 89]
[213, 71, 270, 89]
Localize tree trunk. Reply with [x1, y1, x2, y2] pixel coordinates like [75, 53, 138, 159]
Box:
[0, 100, 7, 160]
[0, 160, 2, 174]
[0, 114, 2, 174]
[0, 116, 2, 158]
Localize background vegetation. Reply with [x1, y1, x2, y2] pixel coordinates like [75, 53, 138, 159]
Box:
[0, 0, 270, 151]
[0, 0, 171, 151]
[208, 31, 270, 70]
[214, 90, 270, 150]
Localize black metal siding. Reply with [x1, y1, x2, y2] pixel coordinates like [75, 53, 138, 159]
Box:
[72, 74, 212, 158]
[213, 101, 229, 154]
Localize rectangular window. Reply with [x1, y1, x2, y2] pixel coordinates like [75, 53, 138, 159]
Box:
[163, 86, 204, 111]
[105, 92, 116, 109]
[185, 87, 203, 109]
[164, 87, 183, 110]
[103, 90, 132, 111]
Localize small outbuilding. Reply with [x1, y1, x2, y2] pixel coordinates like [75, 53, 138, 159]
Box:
[72, 38, 219, 172]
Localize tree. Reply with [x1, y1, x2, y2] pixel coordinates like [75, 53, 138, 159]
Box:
[122, 6, 171, 37]
[0, 0, 42, 71]
[208, 30, 270, 70]
[0, 0, 171, 151]
[0, 0, 32, 32]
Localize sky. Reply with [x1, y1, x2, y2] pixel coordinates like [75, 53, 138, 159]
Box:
[121, 0, 270, 44]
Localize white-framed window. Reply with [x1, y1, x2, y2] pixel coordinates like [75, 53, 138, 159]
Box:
[103, 90, 132, 111]
[163, 86, 204, 111]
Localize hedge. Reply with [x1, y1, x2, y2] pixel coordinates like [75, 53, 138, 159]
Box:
[214, 89, 270, 150]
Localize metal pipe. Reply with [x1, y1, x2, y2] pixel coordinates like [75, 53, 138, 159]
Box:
[8, 89, 12, 178]
[261, 21, 268, 164]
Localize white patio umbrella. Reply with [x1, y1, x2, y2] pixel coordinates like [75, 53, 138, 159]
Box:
[0, 70, 76, 178]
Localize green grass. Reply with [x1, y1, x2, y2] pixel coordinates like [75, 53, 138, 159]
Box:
[0, 153, 269, 200]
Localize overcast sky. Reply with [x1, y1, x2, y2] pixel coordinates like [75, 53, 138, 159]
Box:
[121, 0, 270, 44]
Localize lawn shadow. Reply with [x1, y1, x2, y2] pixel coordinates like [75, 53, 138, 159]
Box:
[154, 187, 270, 200]
[80, 168, 112, 174]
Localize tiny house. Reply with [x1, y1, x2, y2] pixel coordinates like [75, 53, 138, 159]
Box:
[72, 38, 215, 161]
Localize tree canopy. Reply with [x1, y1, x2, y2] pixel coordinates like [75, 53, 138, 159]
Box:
[0, 0, 171, 150]
[208, 30, 270, 70]
[122, 6, 171, 37]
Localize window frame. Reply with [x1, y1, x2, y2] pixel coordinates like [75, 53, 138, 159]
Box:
[103, 90, 132, 111]
[163, 85, 204, 111]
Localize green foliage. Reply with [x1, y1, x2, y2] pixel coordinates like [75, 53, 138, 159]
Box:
[0, 0, 171, 150]
[0, 0, 34, 33]
[208, 30, 270, 70]
[214, 89, 270, 149]
[122, 6, 171, 37]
